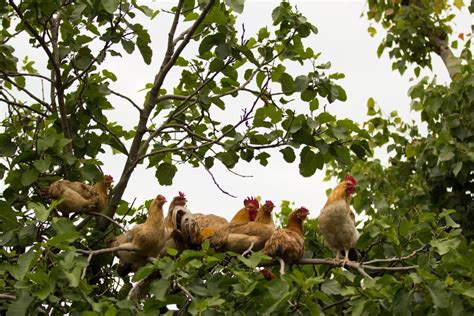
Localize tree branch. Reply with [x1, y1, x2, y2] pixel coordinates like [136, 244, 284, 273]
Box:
[109, 89, 142, 113]
[100, 0, 216, 229]
[77, 244, 140, 256]
[259, 258, 417, 277]
[364, 245, 427, 265]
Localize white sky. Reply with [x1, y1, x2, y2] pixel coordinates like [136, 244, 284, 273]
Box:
[1, 1, 471, 221]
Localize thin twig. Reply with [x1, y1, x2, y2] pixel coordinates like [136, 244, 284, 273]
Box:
[175, 280, 194, 300]
[89, 212, 126, 231]
[322, 298, 350, 311]
[0, 294, 16, 300]
[76, 244, 140, 256]
[364, 245, 427, 265]
[109, 89, 142, 113]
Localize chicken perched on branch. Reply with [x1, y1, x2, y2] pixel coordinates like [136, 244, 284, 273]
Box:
[209, 197, 274, 254]
[318, 175, 359, 266]
[197, 196, 258, 243]
[110, 194, 167, 276]
[161, 192, 201, 255]
[263, 207, 309, 275]
[256, 200, 276, 228]
[193, 213, 228, 230]
[42, 175, 113, 214]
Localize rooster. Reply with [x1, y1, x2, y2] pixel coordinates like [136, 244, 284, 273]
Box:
[161, 192, 201, 255]
[42, 175, 113, 214]
[110, 194, 167, 276]
[209, 198, 274, 254]
[318, 175, 359, 265]
[263, 207, 309, 275]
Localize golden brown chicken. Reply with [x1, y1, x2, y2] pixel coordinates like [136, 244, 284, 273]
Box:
[193, 213, 228, 230]
[197, 197, 259, 243]
[42, 175, 113, 214]
[110, 194, 167, 276]
[318, 175, 359, 265]
[209, 198, 275, 254]
[263, 207, 309, 275]
[255, 200, 275, 228]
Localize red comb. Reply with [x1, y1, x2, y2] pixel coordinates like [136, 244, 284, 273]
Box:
[179, 191, 186, 198]
[244, 196, 259, 209]
[344, 175, 356, 185]
[298, 207, 309, 214]
[265, 200, 274, 207]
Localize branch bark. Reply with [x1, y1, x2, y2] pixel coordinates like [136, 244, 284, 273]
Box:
[99, 0, 216, 230]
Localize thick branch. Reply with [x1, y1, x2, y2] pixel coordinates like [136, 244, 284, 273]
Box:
[100, 0, 216, 229]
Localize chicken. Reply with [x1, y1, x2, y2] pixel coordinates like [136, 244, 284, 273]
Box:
[263, 207, 309, 275]
[110, 194, 167, 276]
[161, 192, 201, 255]
[193, 213, 228, 230]
[318, 175, 359, 265]
[255, 200, 275, 228]
[197, 196, 259, 243]
[209, 198, 274, 254]
[42, 175, 113, 214]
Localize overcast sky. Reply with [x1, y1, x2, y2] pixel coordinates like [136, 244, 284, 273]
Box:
[2, 1, 471, 222]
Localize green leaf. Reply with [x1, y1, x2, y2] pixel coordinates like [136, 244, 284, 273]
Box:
[28, 202, 50, 222]
[0, 133, 16, 157]
[452, 161, 462, 176]
[299, 146, 323, 177]
[150, 279, 171, 301]
[430, 238, 460, 255]
[0, 201, 19, 230]
[280, 147, 296, 163]
[33, 156, 51, 173]
[392, 287, 412, 316]
[103, 0, 120, 14]
[156, 162, 177, 186]
[225, 0, 245, 13]
[21, 168, 39, 186]
[10, 249, 36, 280]
[426, 281, 449, 308]
[255, 152, 270, 166]
[321, 279, 341, 295]
[6, 291, 34, 316]
[279, 73, 295, 95]
[294, 75, 309, 92]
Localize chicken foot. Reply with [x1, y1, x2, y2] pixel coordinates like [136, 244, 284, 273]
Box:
[277, 257, 285, 275]
[241, 241, 255, 256]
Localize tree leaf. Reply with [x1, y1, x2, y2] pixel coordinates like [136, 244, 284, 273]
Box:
[299, 146, 323, 177]
[103, 0, 120, 14]
[156, 162, 177, 186]
[225, 0, 245, 13]
[6, 291, 34, 316]
[426, 281, 449, 308]
[21, 168, 39, 186]
[280, 147, 296, 163]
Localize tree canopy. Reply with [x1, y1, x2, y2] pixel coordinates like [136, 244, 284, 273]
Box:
[0, 0, 473, 314]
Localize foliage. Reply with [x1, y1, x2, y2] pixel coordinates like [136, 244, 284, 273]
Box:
[0, 0, 473, 314]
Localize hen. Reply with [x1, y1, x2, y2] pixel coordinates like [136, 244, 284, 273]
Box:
[255, 200, 275, 228]
[193, 213, 228, 230]
[110, 194, 167, 276]
[318, 175, 359, 265]
[42, 175, 113, 214]
[209, 198, 274, 254]
[263, 207, 309, 275]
